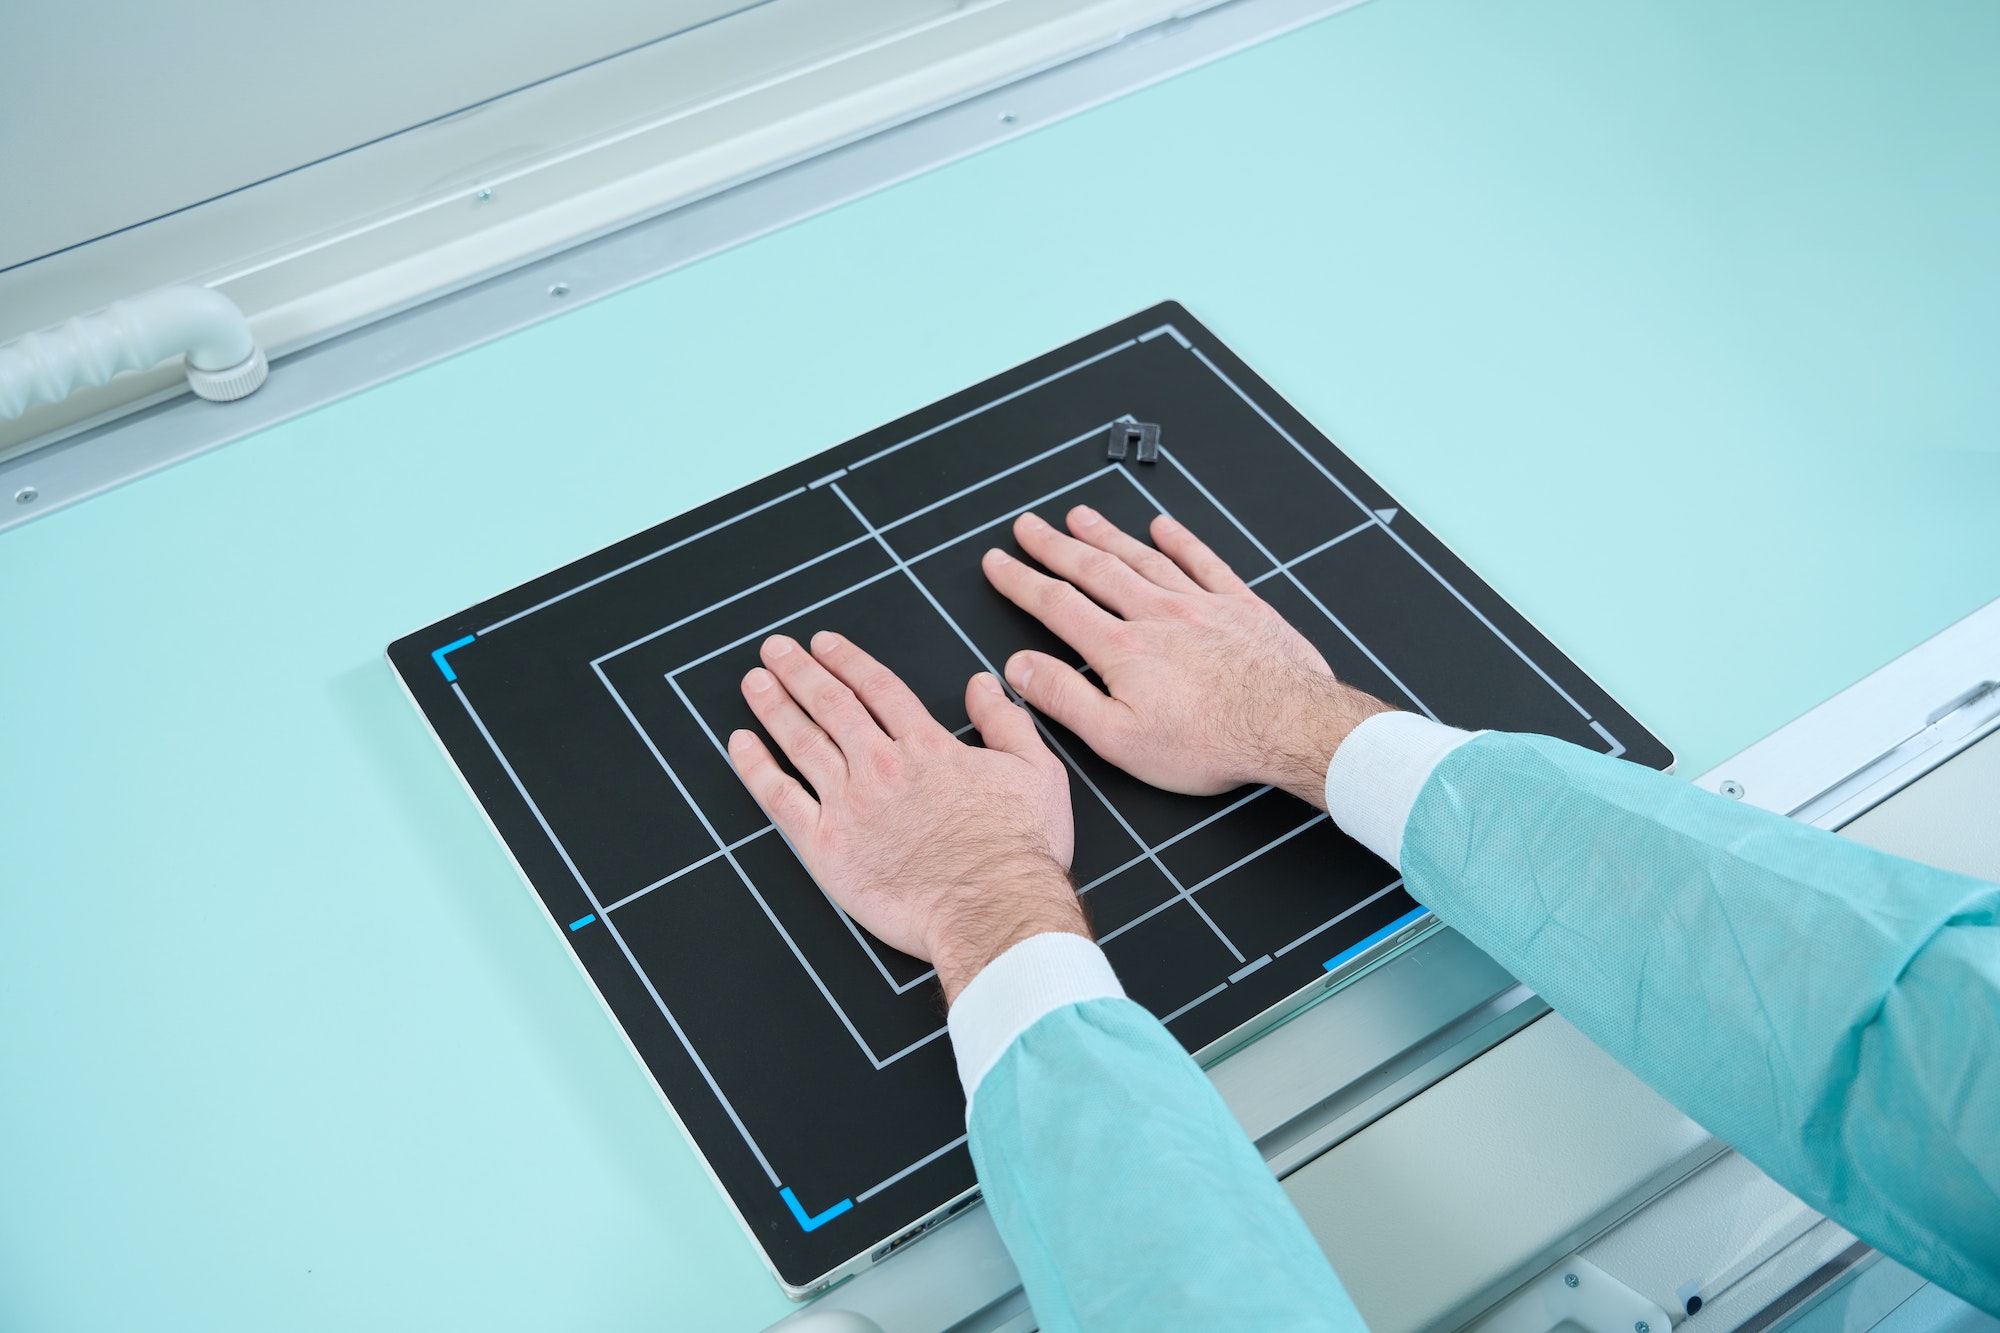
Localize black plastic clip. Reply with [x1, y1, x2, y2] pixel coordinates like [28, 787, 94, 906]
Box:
[1107, 420, 1161, 463]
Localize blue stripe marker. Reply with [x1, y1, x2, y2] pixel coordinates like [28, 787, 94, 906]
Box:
[780, 1187, 854, 1232]
[568, 914, 596, 931]
[1324, 906, 1431, 973]
[432, 634, 476, 681]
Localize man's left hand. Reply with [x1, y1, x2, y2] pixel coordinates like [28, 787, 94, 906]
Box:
[729, 632, 1086, 1002]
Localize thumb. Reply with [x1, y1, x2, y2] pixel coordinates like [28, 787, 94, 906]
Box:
[1003, 650, 1127, 753]
[964, 671, 1045, 760]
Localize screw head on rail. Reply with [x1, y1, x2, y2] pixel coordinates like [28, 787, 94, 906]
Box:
[1636, 1322, 1650, 1332]
[548, 282, 570, 299]
[1720, 780, 1745, 800]
[13, 486, 36, 505]
[476, 188, 493, 203]
[1564, 1274, 1579, 1289]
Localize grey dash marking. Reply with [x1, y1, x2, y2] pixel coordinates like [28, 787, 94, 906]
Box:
[452, 681, 780, 1187]
[1274, 879, 1406, 958]
[808, 468, 848, 489]
[856, 1134, 968, 1204]
[1228, 955, 1272, 983]
[479, 486, 806, 636]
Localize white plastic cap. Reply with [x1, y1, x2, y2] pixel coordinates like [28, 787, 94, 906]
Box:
[185, 345, 268, 402]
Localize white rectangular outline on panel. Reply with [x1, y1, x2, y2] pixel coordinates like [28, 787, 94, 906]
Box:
[596, 406, 1452, 1076]
[446, 317, 1618, 1236]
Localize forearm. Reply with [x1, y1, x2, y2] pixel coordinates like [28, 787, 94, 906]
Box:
[1325, 717, 2000, 1313]
[951, 935, 1363, 1333]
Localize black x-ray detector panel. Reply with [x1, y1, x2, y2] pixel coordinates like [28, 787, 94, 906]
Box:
[388, 303, 1671, 1296]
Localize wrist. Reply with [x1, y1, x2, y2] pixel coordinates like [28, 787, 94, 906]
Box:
[928, 856, 1088, 1004]
[1262, 675, 1396, 808]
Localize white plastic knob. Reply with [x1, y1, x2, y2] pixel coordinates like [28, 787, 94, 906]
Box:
[185, 345, 269, 402]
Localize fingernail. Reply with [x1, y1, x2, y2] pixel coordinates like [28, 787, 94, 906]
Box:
[728, 729, 753, 748]
[764, 635, 794, 656]
[974, 671, 1002, 694]
[984, 547, 1012, 565]
[745, 668, 774, 692]
[1019, 512, 1048, 531]
[811, 629, 842, 651]
[1007, 655, 1034, 686]
[1155, 515, 1183, 534]
[1072, 505, 1100, 525]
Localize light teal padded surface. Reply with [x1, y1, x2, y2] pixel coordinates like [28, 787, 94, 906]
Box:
[3, 1, 1997, 1328]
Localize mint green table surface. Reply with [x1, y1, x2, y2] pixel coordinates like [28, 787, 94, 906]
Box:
[4, 1, 1997, 1328]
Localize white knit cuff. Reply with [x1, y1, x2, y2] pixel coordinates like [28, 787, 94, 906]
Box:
[946, 932, 1125, 1102]
[1323, 712, 1478, 867]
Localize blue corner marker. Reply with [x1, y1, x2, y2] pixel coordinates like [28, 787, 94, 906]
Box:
[780, 1187, 854, 1232]
[569, 914, 596, 931]
[1324, 906, 1431, 973]
[431, 634, 476, 682]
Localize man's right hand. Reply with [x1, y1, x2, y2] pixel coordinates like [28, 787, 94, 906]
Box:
[981, 506, 1393, 809]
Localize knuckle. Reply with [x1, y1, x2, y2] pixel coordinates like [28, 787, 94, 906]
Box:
[867, 745, 903, 784]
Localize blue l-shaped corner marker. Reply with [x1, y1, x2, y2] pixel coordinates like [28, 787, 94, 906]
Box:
[431, 634, 476, 681]
[1324, 906, 1431, 973]
[780, 1187, 854, 1232]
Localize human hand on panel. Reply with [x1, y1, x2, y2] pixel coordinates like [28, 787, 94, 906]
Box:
[982, 506, 1393, 809]
[729, 632, 1085, 1003]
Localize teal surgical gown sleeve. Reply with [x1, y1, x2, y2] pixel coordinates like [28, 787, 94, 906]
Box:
[946, 933, 1364, 1333]
[1326, 715, 2000, 1315]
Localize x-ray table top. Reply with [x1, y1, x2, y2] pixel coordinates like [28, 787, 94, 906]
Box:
[388, 303, 1669, 1295]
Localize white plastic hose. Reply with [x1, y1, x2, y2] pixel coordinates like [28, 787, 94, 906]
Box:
[0, 286, 268, 420]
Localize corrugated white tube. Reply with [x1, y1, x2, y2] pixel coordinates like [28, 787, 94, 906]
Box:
[0, 286, 268, 420]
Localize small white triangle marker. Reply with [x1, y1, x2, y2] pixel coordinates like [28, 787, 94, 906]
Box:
[1374, 507, 1399, 524]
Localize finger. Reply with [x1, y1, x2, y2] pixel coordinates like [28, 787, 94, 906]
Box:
[1151, 514, 1249, 594]
[1004, 650, 1131, 753]
[964, 671, 1047, 761]
[982, 547, 1124, 656]
[761, 634, 888, 757]
[740, 665, 846, 792]
[1067, 505, 1199, 593]
[1013, 511, 1164, 618]
[727, 728, 819, 837]
[809, 631, 943, 742]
